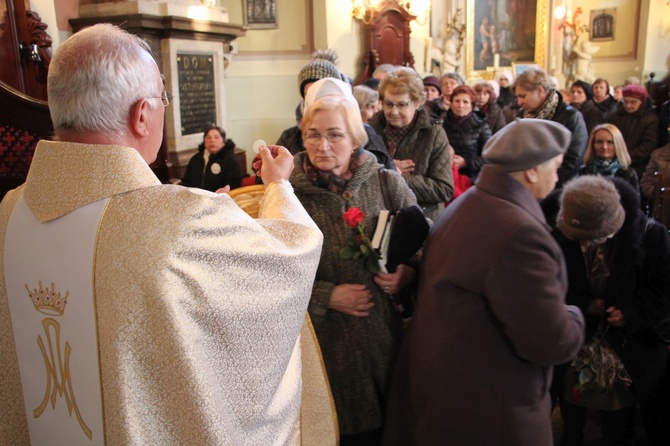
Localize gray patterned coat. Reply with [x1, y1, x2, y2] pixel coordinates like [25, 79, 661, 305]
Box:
[291, 151, 417, 435]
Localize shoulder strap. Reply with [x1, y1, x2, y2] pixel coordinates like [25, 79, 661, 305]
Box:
[378, 168, 396, 214]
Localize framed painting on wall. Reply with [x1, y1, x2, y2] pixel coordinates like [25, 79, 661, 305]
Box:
[590, 8, 616, 42]
[466, 0, 548, 79]
[581, 0, 639, 59]
[243, 0, 278, 29]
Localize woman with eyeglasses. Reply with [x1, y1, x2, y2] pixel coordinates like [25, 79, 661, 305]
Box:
[181, 126, 243, 193]
[288, 78, 420, 445]
[369, 67, 454, 221]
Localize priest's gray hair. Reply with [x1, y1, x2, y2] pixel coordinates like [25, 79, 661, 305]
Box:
[48, 23, 160, 135]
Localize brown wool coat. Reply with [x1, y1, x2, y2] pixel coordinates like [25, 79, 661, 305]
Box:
[383, 165, 585, 446]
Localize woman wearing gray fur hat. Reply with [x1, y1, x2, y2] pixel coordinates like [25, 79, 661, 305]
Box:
[544, 175, 670, 446]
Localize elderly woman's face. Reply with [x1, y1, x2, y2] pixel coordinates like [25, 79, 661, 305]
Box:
[441, 78, 460, 97]
[593, 129, 616, 160]
[204, 129, 225, 154]
[360, 101, 378, 123]
[304, 108, 355, 176]
[451, 93, 474, 117]
[623, 97, 642, 114]
[382, 92, 418, 128]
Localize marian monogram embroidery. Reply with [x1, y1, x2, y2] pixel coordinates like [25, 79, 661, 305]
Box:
[25, 281, 92, 440]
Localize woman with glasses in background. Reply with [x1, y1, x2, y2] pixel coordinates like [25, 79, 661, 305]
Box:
[369, 67, 454, 220]
[289, 78, 419, 445]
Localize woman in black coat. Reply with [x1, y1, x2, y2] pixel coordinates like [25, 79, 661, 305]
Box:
[181, 126, 243, 192]
[606, 84, 660, 179]
[543, 176, 670, 446]
[442, 85, 492, 183]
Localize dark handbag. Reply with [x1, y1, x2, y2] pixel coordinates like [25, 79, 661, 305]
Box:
[378, 169, 430, 318]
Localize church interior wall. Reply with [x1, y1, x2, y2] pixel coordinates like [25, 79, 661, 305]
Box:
[22, 0, 670, 173]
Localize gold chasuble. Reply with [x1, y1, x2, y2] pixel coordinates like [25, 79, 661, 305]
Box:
[0, 141, 337, 445]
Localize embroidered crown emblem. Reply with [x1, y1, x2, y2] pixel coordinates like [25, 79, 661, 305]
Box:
[25, 281, 69, 316]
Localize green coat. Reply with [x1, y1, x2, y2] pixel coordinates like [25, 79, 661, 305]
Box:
[369, 107, 454, 221]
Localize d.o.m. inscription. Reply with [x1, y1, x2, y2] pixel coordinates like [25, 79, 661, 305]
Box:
[177, 53, 217, 135]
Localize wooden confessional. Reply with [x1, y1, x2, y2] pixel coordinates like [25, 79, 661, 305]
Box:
[0, 0, 172, 200]
[354, 1, 416, 85]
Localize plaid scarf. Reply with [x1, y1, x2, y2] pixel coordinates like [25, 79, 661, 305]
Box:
[524, 89, 559, 120]
[303, 147, 366, 195]
[585, 157, 624, 177]
[383, 113, 419, 157]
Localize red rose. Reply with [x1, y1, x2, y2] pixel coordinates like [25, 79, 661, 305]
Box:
[571, 386, 582, 402]
[343, 207, 365, 227]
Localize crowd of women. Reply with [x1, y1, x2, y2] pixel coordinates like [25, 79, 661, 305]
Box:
[180, 49, 670, 445]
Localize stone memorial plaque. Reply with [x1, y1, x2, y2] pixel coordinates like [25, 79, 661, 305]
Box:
[177, 53, 217, 135]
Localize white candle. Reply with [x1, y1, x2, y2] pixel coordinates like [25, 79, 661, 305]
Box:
[493, 54, 500, 69]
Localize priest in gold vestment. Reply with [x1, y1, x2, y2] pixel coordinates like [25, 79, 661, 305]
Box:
[0, 24, 336, 445]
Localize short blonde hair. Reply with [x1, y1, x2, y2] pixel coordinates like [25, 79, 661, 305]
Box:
[300, 95, 368, 148]
[378, 67, 426, 105]
[584, 123, 631, 168]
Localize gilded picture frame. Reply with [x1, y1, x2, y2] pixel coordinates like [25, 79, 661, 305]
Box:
[466, 0, 548, 79]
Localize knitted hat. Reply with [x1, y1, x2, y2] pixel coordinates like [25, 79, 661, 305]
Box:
[422, 75, 441, 95]
[297, 49, 344, 98]
[572, 80, 593, 100]
[482, 118, 570, 172]
[621, 84, 647, 102]
[557, 176, 625, 241]
[304, 78, 358, 110]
